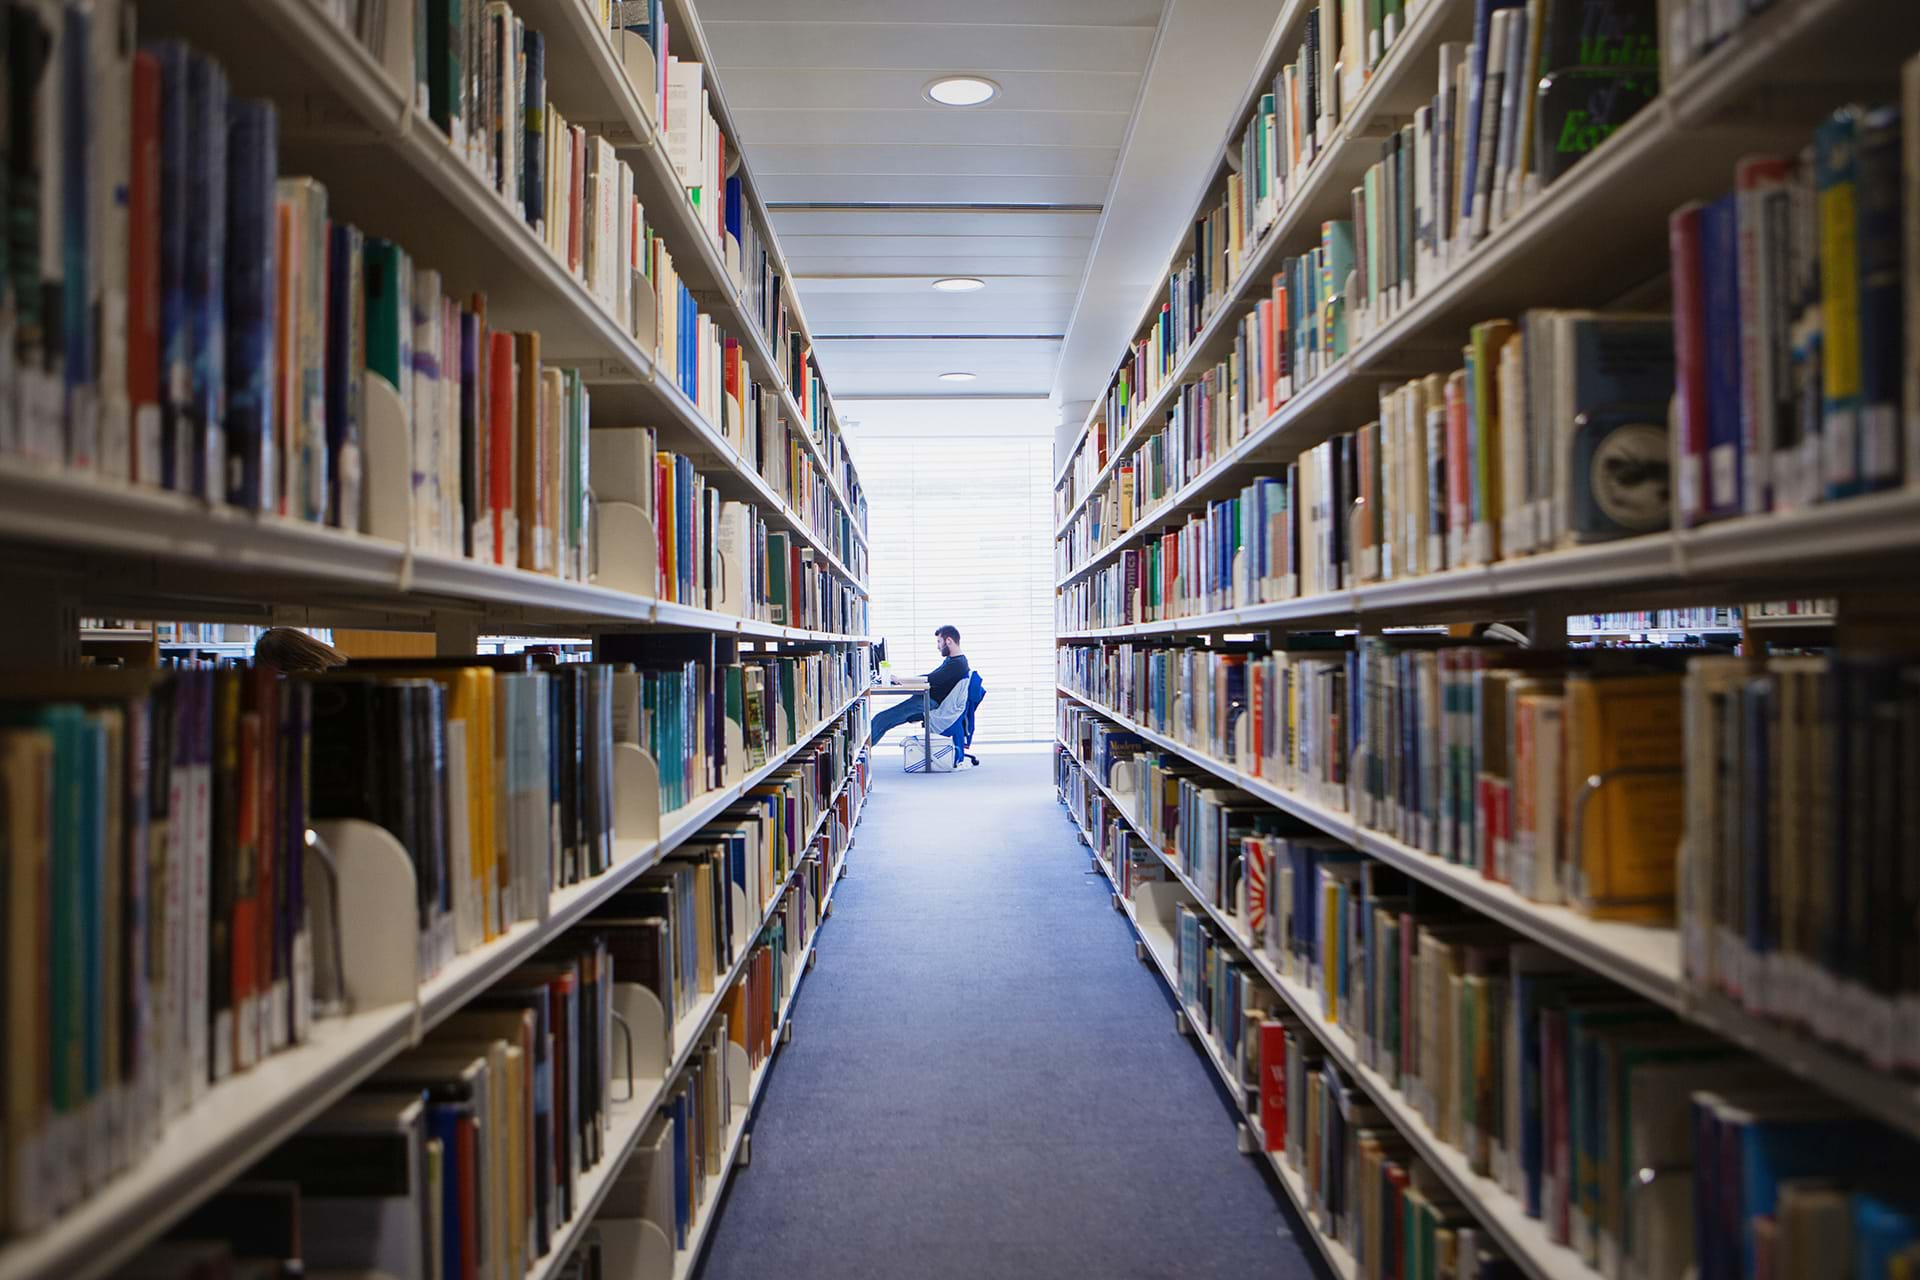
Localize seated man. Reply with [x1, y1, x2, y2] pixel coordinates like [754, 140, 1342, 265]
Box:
[870, 624, 969, 745]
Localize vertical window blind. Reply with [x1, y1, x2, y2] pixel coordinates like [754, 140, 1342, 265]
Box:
[851, 429, 1056, 741]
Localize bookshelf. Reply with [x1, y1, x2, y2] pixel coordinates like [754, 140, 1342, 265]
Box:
[0, 0, 872, 1277]
[1054, 1, 1920, 1277]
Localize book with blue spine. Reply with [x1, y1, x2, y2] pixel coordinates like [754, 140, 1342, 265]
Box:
[1700, 193, 1744, 518]
[184, 51, 228, 501]
[150, 39, 191, 492]
[1458, 0, 1526, 236]
[224, 97, 277, 511]
[522, 29, 545, 234]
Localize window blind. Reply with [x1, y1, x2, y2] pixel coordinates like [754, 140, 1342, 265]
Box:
[854, 431, 1056, 741]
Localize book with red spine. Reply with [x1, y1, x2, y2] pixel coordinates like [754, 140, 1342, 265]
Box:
[127, 51, 162, 487]
[1259, 1020, 1288, 1152]
[488, 330, 516, 565]
[1670, 201, 1710, 526]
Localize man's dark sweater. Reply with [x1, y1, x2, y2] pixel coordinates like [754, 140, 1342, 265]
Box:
[926, 654, 969, 703]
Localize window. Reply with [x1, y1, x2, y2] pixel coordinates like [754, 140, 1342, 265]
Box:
[847, 403, 1056, 741]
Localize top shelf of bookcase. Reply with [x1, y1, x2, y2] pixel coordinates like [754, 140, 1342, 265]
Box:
[504, 0, 866, 529]
[512, 0, 867, 535]
[134, 0, 867, 562]
[1050, 0, 1920, 500]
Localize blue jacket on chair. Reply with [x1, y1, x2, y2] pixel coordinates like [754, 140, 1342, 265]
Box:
[943, 671, 984, 765]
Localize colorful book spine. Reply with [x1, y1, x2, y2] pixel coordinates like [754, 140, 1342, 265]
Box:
[224, 97, 278, 511]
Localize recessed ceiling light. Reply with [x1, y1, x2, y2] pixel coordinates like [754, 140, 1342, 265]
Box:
[939, 371, 977, 383]
[925, 76, 998, 107]
[932, 277, 987, 292]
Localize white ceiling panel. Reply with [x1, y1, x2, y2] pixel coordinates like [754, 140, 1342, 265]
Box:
[757, 173, 1114, 204]
[815, 337, 1063, 398]
[723, 68, 1144, 115]
[700, 0, 1286, 414]
[746, 144, 1122, 179]
[770, 210, 1100, 238]
[702, 22, 1154, 75]
[780, 234, 1091, 260]
[802, 294, 1074, 329]
[797, 275, 1082, 296]
[702, 0, 1161, 28]
[735, 107, 1128, 149]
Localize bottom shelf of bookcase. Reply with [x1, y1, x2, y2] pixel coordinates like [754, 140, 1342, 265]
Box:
[1062, 746, 1601, 1280]
[1069, 786, 1361, 1280]
[668, 856, 842, 1280]
[537, 755, 865, 1280]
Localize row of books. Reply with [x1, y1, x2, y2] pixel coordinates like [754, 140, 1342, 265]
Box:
[1056, 0, 1657, 523]
[591, 427, 869, 633]
[0, 9, 865, 590]
[0, 649, 867, 1242]
[1057, 226, 1350, 550]
[1173, 905, 1525, 1280]
[1680, 653, 1920, 1076]
[98, 833, 836, 1280]
[1671, 88, 1920, 524]
[1063, 747, 1528, 1280]
[1064, 76, 1920, 612]
[1058, 640, 1691, 921]
[588, 638, 868, 813]
[1063, 726, 1920, 1280]
[1060, 632, 1920, 1081]
[98, 930, 619, 1280]
[1567, 607, 1742, 635]
[1057, 303, 1676, 620]
[582, 5, 864, 530]
[1344, 2, 1658, 350]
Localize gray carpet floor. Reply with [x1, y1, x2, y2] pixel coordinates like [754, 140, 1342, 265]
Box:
[692, 749, 1326, 1280]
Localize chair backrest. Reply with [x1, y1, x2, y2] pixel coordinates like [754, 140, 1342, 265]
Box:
[944, 671, 984, 750]
[925, 674, 972, 733]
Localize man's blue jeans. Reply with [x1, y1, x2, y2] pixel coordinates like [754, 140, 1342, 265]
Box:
[869, 697, 926, 744]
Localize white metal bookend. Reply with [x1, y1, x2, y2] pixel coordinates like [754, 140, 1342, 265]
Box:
[612, 742, 664, 846]
[613, 981, 672, 1081]
[598, 1218, 673, 1280]
[363, 370, 412, 584]
[594, 500, 660, 601]
[311, 817, 422, 1030]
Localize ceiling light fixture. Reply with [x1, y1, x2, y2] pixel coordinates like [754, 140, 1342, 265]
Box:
[925, 76, 998, 107]
[932, 276, 987, 292]
[939, 371, 978, 383]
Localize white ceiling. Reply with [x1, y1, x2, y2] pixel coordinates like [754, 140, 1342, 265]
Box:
[701, 0, 1275, 409]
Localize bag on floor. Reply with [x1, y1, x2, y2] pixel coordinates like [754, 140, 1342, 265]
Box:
[901, 734, 959, 773]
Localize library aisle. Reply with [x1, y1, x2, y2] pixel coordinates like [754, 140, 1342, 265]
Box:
[697, 753, 1317, 1280]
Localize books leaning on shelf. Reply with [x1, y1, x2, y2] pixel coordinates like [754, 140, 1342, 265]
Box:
[1060, 714, 1920, 1280]
[1055, 0, 1663, 526]
[100, 823, 845, 1280]
[0, 7, 864, 593]
[0, 649, 865, 1244]
[591, 427, 869, 633]
[1063, 630, 1920, 1082]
